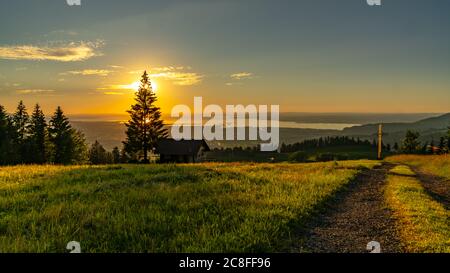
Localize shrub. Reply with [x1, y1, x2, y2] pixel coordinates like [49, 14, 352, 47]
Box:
[288, 151, 308, 162]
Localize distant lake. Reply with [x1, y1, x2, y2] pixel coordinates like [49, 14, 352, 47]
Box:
[165, 120, 360, 131]
[278, 122, 359, 130]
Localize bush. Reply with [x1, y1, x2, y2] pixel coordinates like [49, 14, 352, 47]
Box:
[288, 151, 308, 162]
[316, 153, 337, 162]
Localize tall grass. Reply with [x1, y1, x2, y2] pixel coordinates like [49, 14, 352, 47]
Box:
[0, 161, 376, 253]
[386, 166, 450, 253]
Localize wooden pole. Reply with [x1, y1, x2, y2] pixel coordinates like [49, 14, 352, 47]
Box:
[378, 124, 383, 160]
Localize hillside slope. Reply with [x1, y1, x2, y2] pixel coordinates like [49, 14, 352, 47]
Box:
[342, 113, 450, 135]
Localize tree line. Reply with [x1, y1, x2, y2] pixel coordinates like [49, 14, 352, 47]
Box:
[0, 102, 87, 165]
[211, 130, 450, 156]
[0, 71, 168, 166]
[279, 136, 388, 153]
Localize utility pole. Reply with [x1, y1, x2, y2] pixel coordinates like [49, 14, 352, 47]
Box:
[378, 124, 383, 160]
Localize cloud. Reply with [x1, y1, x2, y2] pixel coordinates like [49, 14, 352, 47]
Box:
[61, 69, 113, 77]
[150, 72, 203, 86]
[103, 91, 126, 96]
[129, 66, 188, 74]
[0, 82, 22, 87]
[97, 84, 135, 96]
[130, 66, 203, 86]
[230, 72, 254, 80]
[0, 41, 103, 62]
[97, 84, 134, 91]
[225, 82, 243, 86]
[47, 30, 79, 37]
[16, 89, 55, 95]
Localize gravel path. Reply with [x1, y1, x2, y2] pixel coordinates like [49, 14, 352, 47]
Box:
[302, 163, 403, 253]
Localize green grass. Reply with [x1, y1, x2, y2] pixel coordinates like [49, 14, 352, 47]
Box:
[386, 168, 450, 253]
[0, 160, 377, 253]
[387, 155, 450, 179]
[389, 165, 416, 176]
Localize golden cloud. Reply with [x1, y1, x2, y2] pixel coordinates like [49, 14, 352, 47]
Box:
[230, 72, 254, 80]
[129, 66, 203, 86]
[97, 84, 133, 91]
[61, 69, 112, 76]
[102, 91, 125, 96]
[0, 41, 103, 62]
[150, 72, 203, 86]
[16, 89, 55, 95]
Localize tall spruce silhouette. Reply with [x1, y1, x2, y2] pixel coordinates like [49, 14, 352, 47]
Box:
[29, 104, 47, 164]
[0, 105, 17, 164]
[123, 71, 167, 163]
[48, 106, 74, 164]
[12, 101, 30, 162]
[12, 101, 29, 144]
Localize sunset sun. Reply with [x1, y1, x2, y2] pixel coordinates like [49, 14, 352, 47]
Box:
[129, 80, 158, 92]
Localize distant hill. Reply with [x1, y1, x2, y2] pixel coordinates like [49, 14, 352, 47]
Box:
[340, 113, 450, 145]
[279, 112, 443, 124]
[342, 113, 450, 135]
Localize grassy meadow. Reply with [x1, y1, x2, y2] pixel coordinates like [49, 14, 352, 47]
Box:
[386, 165, 450, 252]
[0, 161, 378, 253]
[387, 155, 450, 179]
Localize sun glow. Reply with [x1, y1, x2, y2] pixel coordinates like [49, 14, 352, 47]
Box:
[129, 80, 158, 92]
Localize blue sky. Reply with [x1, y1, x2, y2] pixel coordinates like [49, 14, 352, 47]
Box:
[0, 0, 449, 115]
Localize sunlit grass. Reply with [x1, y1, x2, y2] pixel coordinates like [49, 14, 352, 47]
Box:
[389, 165, 416, 177]
[387, 155, 450, 179]
[386, 171, 450, 253]
[0, 161, 376, 253]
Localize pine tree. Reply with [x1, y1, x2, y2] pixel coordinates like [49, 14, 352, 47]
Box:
[123, 71, 168, 163]
[48, 106, 74, 164]
[393, 142, 399, 151]
[0, 105, 17, 165]
[71, 129, 88, 164]
[12, 101, 29, 143]
[438, 137, 446, 155]
[12, 101, 31, 162]
[29, 104, 48, 164]
[402, 130, 421, 154]
[120, 147, 130, 163]
[112, 147, 121, 164]
[447, 127, 450, 153]
[428, 140, 435, 154]
[89, 140, 107, 165]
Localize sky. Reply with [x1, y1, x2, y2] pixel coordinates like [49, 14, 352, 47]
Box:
[0, 0, 449, 116]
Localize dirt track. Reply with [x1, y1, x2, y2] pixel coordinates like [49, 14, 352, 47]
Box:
[302, 163, 403, 253]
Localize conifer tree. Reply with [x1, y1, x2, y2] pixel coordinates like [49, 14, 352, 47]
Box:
[89, 140, 107, 165]
[0, 105, 17, 165]
[123, 71, 168, 163]
[112, 147, 121, 164]
[12, 101, 29, 144]
[12, 101, 31, 162]
[402, 130, 421, 154]
[48, 106, 75, 164]
[29, 104, 48, 163]
[447, 127, 450, 153]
